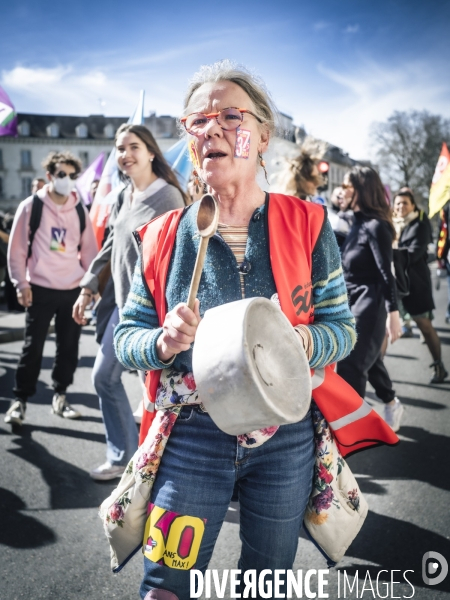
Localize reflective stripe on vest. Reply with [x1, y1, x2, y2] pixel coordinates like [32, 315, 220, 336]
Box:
[328, 401, 372, 431]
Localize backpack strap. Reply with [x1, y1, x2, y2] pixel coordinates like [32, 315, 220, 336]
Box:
[75, 202, 86, 251]
[27, 194, 44, 261]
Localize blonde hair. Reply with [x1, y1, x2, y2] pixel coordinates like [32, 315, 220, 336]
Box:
[277, 150, 323, 198]
[182, 59, 277, 138]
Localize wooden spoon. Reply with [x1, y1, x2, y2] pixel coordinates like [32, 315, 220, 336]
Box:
[187, 194, 220, 310]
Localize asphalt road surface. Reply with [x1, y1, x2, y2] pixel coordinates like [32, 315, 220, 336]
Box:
[0, 273, 449, 599]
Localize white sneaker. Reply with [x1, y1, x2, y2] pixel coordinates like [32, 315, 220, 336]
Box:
[4, 400, 26, 426]
[384, 398, 404, 432]
[51, 393, 81, 419]
[89, 461, 124, 481]
[133, 399, 144, 424]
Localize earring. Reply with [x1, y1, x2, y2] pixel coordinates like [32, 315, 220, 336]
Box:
[193, 170, 200, 194]
[259, 153, 269, 185]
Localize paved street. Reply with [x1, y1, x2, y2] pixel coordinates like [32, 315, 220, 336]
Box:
[0, 271, 449, 600]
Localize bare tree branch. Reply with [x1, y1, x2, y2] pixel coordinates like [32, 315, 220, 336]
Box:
[370, 110, 450, 204]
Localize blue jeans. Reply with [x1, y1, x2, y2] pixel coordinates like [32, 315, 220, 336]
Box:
[92, 306, 138, 466]
[140, 405, 315, 600]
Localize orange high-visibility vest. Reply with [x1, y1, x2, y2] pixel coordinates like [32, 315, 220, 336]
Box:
[136, 194, 399, 456]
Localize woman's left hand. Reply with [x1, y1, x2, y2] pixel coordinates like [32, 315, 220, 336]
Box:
[72, 288, 93, 325]
[386, 310, 402, 344]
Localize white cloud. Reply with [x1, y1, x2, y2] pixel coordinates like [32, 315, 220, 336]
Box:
[0, 26, 276, 118]
[344, 24, 360, 34]
[3, 66, 71, 87]
[287, 58, 450, 160]
[1, 64, 183, 117]
[313, 21, 330, 31]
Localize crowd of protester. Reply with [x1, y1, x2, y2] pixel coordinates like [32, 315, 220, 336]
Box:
[2, 128, 448, 439]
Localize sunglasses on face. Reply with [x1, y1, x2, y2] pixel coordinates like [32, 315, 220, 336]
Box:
[55, 170, 78, 181]
[181, 107, 262, 136]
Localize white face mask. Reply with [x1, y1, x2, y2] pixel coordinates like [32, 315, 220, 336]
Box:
[53, 174, 75, 197]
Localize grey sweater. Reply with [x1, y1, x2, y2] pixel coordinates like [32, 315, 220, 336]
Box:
[80, 180, 185, 309]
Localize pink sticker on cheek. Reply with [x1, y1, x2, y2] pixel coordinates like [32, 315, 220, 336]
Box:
[189, 140, 200, 169]
[234, 128, 251, 159]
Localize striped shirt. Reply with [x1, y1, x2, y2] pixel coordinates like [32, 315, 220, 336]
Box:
[218, 222, 248, 297]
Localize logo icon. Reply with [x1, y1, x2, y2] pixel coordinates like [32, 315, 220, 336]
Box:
[50, 227, 67, 252]
[291, 284, 313, 316]
[422, 551, 448, 585]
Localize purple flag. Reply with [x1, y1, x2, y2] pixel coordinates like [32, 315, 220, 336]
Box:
[75, 152, 105, 205]
[0, 86, 18, 137]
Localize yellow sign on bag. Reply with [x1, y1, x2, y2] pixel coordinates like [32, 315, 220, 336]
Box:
[429, 142, 450, 218]
[143, 504, 206, 570]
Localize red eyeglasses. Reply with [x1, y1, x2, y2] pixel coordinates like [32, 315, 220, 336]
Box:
[181, 107, 262, 136]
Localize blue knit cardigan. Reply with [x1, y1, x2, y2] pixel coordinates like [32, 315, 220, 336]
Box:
[114, 200, 356, 373]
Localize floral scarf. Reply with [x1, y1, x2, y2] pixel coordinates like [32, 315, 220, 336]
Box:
[156, 368, 280, 448]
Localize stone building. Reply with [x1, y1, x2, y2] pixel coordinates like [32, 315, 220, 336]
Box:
[0, 113, 178, 209]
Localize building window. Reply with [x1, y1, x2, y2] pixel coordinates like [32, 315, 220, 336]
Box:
[46, 123, 59, 137]
[20, 150, 32, 169]
[76, 123, 88, 138]
[79, 151, 89, 168]
[21, 177, 32, 197]
[18, 121, 30, 136]
[0, 177, 3, 198]
[104, 123, 115, 138]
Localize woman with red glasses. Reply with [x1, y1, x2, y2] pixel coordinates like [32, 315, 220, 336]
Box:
[108, 61, 396, 599]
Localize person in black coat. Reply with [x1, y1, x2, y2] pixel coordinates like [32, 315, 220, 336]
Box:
[336, 166, 404, 432]
[436, 201, 450, 322]
[393, 189, 448, 383]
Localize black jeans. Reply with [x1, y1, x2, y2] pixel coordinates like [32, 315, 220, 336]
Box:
[337, 282, 396, 403]
[367, 354, 396, 403]
[14, 285, 82, 403]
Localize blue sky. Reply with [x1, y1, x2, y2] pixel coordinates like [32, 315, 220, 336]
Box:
[2, 0, 449, 159]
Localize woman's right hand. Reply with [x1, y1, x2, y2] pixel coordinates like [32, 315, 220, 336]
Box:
[387, 310, 402, 344]
[17, 287, 32, 308]
[72, 288, 93, 325]
[156, 300, 201, 362]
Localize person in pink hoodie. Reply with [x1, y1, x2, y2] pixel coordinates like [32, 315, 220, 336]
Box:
[5, 151, 98, 427]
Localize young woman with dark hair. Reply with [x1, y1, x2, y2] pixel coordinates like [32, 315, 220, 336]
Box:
[336, 166, 404, 432]
[72, 123, 186, 480]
